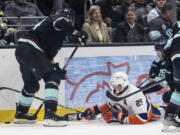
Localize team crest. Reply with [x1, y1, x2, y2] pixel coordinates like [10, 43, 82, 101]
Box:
[162, 24, 166, 30]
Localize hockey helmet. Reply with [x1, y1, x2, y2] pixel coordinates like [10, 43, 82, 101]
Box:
[61, 8, 75, 25]
[109, 72, 129, 93]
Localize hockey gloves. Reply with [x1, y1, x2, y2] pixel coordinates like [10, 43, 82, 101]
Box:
[149, 60, 160, 78]
[69, 31, 88, 46]
[103, 111, 127, 124]
[53, 63, 67, 80]
[81, 105, 101, 120]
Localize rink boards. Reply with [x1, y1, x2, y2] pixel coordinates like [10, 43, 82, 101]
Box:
[0, 45, 164, 122]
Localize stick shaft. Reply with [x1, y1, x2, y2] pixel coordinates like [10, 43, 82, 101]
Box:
[63, 45, 78, 70]
[0, 87, 82, 113]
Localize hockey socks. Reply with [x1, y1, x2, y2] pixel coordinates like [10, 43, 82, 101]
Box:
[44, 88, 59, 111]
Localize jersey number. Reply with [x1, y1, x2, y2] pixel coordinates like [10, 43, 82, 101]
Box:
[136, 99, 143, 107]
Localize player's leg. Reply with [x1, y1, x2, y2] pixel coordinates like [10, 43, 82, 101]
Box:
[15, 68, 40, 123]
[14, 43, 40, 123]
[162, 89, 174, 103]
[162, 58, 180, 131]
[32, 51, 66, 124]
[42, 71, 65, 121]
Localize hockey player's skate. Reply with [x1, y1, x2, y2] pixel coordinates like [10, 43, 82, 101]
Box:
[14, 111, 36, 124]
[14, 103, 36, 124]
[162, 113, 180, 132]
[43, 109, 67, 127]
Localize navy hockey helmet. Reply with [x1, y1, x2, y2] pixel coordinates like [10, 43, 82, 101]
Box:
[61, 8, 75, 25]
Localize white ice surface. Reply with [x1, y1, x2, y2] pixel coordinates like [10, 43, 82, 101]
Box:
[0, 121, 179, 135]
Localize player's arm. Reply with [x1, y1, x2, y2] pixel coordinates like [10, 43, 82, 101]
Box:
[148, 20, 166, 42]
[81, 103, 111, 120]
[53, 17, 88, 45]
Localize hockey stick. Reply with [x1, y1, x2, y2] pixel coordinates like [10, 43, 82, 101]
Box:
[62, 45, 78, 70]
[34, 45, 80, 114]
[137, 76, 150, 88]
[106, 79, 165, 102]
[0, 87, 82, 113]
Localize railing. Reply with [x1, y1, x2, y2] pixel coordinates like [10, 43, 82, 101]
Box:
[0, 42, 155, 49]
[0, 16, 155, 48]
[1, 16, 47, 29]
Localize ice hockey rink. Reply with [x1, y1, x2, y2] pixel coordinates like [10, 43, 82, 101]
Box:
[0, 120, 180, 135]
[0, 45, 179, 135]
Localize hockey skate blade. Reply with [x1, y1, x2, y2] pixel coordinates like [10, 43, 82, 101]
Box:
[43, 119, 67, 127]
[161, 125, 180, 132]
[14, 119, 36, 124]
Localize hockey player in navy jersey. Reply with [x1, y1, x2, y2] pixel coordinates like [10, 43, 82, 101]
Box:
[161, 21, 180, 132]
[141, 43, 174, 104]
[14, 8, 88, 126]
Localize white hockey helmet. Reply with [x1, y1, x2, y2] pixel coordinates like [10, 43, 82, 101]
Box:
[109, 72, 129, 91]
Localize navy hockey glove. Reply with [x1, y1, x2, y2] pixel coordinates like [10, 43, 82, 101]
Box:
[81, 105, 101, 120]
[149, 61, 160, 78]
[69, 31, 88, 46]
[53, 63, 67, 80]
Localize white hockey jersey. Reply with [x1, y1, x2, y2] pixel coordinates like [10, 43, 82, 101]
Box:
[99, 84, 160, 124]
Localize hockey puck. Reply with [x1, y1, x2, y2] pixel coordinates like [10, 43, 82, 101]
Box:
[4, 122, 11, 124]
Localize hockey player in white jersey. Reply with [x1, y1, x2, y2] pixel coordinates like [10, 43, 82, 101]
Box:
[81, 72, 164, 124]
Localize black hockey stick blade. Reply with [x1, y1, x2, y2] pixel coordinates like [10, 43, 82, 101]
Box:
[106, 79, 165, 102]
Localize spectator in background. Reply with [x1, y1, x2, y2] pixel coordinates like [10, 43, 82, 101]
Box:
[111, 0, 134, 28]
[36, 0, 54, 16]
[82, 5, 111, 44]
[4, 0, 43, 29]
[134, 0, 152, 41]
[0, 6, 16, 46]
[147, 0, 167, 23]
[148, 2, 173, 43]
[66, 0, 86, 30]
[94, 0, 114, 28]
[36, 0, 68, 16]
[114, 7, 145, 43]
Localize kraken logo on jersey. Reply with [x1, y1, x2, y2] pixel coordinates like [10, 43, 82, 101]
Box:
[166, 28, 173, 39]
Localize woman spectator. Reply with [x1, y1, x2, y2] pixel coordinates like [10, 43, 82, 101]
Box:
[114, 7, 145, 43]
[82, 5, 111, 44]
